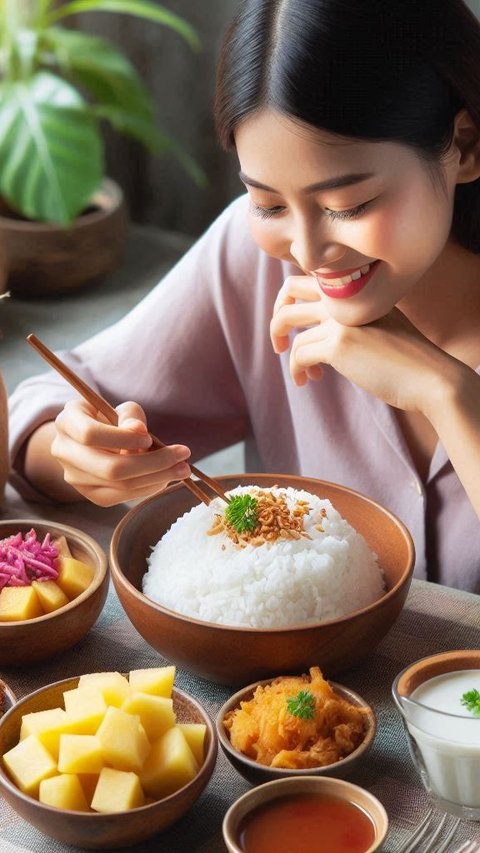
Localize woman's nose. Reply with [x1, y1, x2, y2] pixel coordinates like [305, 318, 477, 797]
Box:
[290, 232, 346, 273]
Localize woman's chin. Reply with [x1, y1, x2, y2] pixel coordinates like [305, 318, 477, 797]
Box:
[326, 301, 394, 327]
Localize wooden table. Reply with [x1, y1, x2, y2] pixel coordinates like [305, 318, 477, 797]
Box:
[1, 490, 480, 852]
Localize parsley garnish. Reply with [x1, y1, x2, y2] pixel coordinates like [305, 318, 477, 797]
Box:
[461, 688, 480, 716]
[225, 494, 259, 534]
[286, 690, 316, 720]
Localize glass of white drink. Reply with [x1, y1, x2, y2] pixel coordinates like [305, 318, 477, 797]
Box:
[392, 650, 480, 821]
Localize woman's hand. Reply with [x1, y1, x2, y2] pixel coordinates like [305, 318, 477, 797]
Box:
[49, 398, 191, 506]
[270, 274, 456, 416]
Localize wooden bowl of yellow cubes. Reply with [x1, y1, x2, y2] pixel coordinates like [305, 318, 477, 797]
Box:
[0, 519, 108, 666]
[0, 666, 218, 848]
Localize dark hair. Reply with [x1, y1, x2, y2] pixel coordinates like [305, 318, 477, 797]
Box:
[215, 0, 480, 252]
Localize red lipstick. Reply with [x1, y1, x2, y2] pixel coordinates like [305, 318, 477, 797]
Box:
[316, 260, 380, 300]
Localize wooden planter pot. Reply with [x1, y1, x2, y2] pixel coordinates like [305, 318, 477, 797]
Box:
[0, 179, 128, 298]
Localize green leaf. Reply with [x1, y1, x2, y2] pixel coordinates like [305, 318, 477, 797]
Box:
[225, 494, 259, 534]
[286, 690, 316, 721]
[44, 0, 200, 51]
[93, 103, 159, 151]
[164, 137, 208, 190]
[41, 28, 154, 118]
[94, 105, 206, 187]
[0, 71, 103, 224]
[37, 0, 56, 21]
[461, 688, 480, 716]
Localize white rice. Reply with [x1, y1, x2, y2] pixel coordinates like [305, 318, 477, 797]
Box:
[142, 485, 385, 629]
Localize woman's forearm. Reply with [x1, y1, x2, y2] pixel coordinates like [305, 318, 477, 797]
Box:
[427, 363, 480, 519]
[23, 421, 81, 502]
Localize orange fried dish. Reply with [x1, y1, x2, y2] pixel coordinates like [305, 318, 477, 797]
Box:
[223, 667, 368, 769]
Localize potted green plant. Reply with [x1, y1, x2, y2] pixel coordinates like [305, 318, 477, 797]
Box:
[0, 0, 201, 296]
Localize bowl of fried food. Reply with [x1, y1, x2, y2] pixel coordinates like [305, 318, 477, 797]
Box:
[0, 519, 108, 666]
[110, 474, 415, 685]
[0, 666, 217, 849]
[216, 666, 376, 785]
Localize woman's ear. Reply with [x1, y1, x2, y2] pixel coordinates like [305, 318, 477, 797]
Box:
[453, 108, 480, 184]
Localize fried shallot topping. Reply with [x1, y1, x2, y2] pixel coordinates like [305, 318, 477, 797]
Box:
[207, 488, 312, 547]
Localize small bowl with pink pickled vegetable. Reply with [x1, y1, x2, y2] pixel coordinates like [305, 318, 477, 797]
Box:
[0, 520, 108, 666]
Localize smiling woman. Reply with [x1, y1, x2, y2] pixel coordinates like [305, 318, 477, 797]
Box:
[7, 0, 480, 594]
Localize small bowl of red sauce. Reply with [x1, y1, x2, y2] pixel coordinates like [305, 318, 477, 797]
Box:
[223, 776, 388, 853]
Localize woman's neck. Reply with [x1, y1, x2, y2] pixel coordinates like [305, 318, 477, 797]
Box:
[398, 239, 480, 366]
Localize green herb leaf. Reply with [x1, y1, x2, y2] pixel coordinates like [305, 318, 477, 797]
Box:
[461, 688, 480, 716]
[287, 690, 316, 721]
[224, 494, 258, 534]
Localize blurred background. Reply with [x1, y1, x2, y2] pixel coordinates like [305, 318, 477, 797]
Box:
[72, 0, 241, 238]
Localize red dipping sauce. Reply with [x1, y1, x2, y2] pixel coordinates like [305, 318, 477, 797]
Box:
[238, 793, 376, 853]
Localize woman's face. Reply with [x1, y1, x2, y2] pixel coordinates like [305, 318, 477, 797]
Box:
[235, 108, 460, 326]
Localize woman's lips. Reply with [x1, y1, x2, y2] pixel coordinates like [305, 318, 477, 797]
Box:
[315, 260, 381, 299]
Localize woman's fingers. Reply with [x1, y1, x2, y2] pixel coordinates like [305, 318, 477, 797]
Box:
[51, 396, 192, 505]
[270, 301, 326, 352]
[58, 455, 191, 505]
[52, 432, 190, 483]
[54, 444, 191, 506]
[271, 275, 325, 353]
[56, 399, 153, 452]
[273, 275, 321, 314]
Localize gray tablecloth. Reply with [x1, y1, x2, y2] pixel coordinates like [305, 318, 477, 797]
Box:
[1, 486, 480, 852]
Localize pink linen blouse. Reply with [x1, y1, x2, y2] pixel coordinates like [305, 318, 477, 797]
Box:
[8, 195, 480, 592]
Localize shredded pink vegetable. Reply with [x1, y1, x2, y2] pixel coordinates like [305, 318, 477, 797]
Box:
[0, 529, 59, 591]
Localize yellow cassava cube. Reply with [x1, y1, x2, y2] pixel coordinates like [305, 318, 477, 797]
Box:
[63, 687, 107, 734]
[128, 666, 175, 698]
[57, 735, 104, 774]
[39, 774, 90, 811]
[52, 535, 72, 558]
[140, 727, 198, 799]
[78, 672, 130, 707]
[121, 692, 175, 741]
[96, 707, 150, 773]
[31, 580, 69, 613]
[178, 723, 207, 766]
[56, 556, 94, 599]
[20, 708, 73, 760]
[91, 767, 145, 813]
[0, 586, 43, 621]
[3, 735, 57, 797]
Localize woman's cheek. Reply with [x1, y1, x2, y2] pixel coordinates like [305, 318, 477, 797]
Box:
[248, 216, 285, 260]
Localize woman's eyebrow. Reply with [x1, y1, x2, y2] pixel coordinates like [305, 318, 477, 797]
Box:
[239, 171, 375, 193]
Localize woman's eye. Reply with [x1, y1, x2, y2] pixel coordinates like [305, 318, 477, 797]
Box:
[325, 202, 369, 221]
[251, 202, 285, 219]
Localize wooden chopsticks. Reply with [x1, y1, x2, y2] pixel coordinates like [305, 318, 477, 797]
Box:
[26, 334, 230, 507]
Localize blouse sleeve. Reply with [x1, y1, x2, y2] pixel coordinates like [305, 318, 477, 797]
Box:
[9, 195, 259, 499]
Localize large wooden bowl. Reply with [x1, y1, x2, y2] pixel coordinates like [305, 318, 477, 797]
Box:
[110, 475, 415, 685]
[0, 676, 217, 849]
[0, 519, 108, 666]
